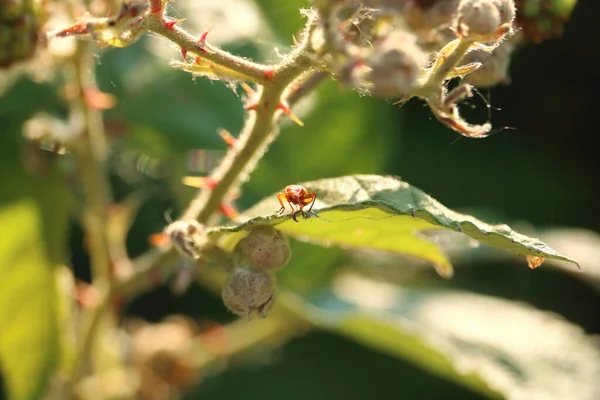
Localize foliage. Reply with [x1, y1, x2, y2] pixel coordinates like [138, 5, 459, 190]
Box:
[0, 0, 594, 400]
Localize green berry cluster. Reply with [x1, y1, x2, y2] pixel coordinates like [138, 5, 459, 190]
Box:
[0, 0, 44, 68]
[222, 226, 291, 320]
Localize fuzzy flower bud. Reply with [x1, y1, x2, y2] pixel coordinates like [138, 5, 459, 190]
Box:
[233, 226, 291, 272]
[464, 41, 514, 87]
[366, 30, 428, 98]
[456, 0, 515, 38]
[222, 268, 276, 319]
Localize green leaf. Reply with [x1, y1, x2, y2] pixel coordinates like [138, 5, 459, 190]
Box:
[288, 273, 600, 400]
[0, 137, 68, 400]
[210, 175, 579, 277]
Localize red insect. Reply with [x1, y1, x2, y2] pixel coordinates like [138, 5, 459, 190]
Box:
[276, 185, 317, 222]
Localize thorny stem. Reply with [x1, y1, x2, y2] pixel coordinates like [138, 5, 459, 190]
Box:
[183, 15, 316, 223]
[117, 12, 319, 298]
[145, 14, 272, 84]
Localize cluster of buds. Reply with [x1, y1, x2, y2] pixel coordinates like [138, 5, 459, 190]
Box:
[222, 226, 291, 320]
[314, 0, 519, 137]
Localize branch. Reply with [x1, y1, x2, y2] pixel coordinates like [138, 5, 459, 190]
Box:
[144, 14, 273, 84]
[116, 11, 319, 300]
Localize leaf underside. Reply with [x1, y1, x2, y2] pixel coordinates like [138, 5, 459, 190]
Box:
[289, 273, 600, 400]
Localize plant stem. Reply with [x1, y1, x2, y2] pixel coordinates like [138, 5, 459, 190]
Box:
[422, 37, 473, 92]
[145, 15, 272, 84]
[68, 42, 116, 381]
[117, 13, 319, 299]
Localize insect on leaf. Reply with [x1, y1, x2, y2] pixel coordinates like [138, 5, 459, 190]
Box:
[209, 175, 579, 277]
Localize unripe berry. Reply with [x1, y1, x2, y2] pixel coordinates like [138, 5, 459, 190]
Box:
[366, 30, 428, 98]
[233, 226, 291, 272]
[222, 268, 276, 319]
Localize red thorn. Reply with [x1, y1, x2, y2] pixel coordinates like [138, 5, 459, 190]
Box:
[162, 18, 185, 30]
[205, 177, 218, 190]
[263, 100, 270, 108]
[75, 281, 101, 309]
[200, 25, 214, 44]
[181, 47, 188, 61]
[277, 102, 304, 126]
[112, 295, 126, 313]
[84, 88, 117, 110]
[218, 128, 237, 148]
[264, 69, 275, 81]
[50, 22, 89, 38]
[240, 82, 256, 97]
[245, 102, 259, 111]
[219, 203, 239, 220]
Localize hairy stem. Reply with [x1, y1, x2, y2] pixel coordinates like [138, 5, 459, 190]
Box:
[422, 37, 473, 92]
[117, 12, 319, 299]
[145, 14, 272, 84]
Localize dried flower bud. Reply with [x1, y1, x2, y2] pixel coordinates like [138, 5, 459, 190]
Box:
[456, 0, 515, 38]
[222, 268, 276, 319]
[234, 226, 291, 272]
[164, 220, 207, 260]
[366, 30, 428, 98]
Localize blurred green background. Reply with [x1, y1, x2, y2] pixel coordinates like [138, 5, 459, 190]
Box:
[1, 0, 599, 399]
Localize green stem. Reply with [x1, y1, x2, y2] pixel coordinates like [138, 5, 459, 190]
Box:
[68, 43, 116, 383]
[422, 37, 473, 93]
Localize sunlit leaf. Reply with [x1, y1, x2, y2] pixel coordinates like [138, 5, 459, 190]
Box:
[289, 272, 600, 400]
[0, 137, 68, 400]
[210, 175, 579, 278]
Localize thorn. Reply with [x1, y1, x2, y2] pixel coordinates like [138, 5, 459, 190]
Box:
[162, 18, 185, 30]
[84, 88, 117, 110]
[48, 22, 90, 38]
[240, 82, 256, 97]
[75, 281, 101, 309]
[218, 128, 237, 148]
[278, 102, 304, 127]
[182, 176, 207, 188]
[393, 95, 410, 106]
[205, 177, 218, 190]
[112, 295, 126, 313]
[200, 25, 214, 44]
[148, 232, 171, 247]
[264, 69, 275, 81]
[181, 176, 218, 190]
[181, 47, 188, 61]
[219, 203, 239, 220]
[292, 34, 298, 47]
[245, 102, 259, 111]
